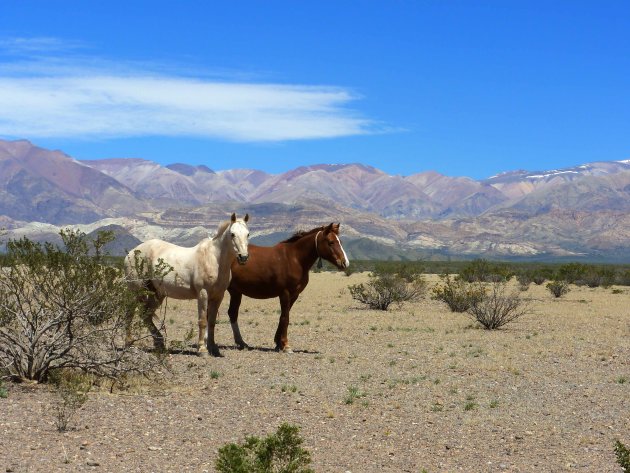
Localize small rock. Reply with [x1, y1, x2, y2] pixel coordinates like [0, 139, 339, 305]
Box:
[86, 460, 100, 467]
[197, 416, 202, 421]
[148, 446, 162, 451]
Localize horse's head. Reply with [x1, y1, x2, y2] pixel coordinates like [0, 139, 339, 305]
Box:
[229, 213, 250, 265]
[317, 223, 350, 270]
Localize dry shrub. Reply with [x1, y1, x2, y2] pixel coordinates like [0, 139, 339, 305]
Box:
[0, 230, 164, 383]
[349, 272, 425, 311]
[532, 274, 547, 285]
[466, 281, 529, 330]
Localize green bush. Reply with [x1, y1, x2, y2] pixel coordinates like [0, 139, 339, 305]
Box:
[0, 230, 162, 382]
[49, 369, 93, 432]
[615, 440, 630, 473]
[458, 259, 514, 283]
[0, 378, 7, 399]
[556, 263, 588, 284]
[616, 270, 630, 286]
[577, 267, 615, 288]
[546, 280, 570, 298]
[372, 262, 424, 283]
[215, 423, 313, 473]
[349, 272, 425, 310]
[516, 272, 532, 290]
[531, 273, 548, 285]
[431, 274, 485, 312]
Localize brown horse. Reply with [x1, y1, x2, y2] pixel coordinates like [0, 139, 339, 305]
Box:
[227, 223, 350, 352]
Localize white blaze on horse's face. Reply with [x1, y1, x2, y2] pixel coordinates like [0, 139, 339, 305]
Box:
[334, 234, 350, 269]
[230, 213, 250, 265]
[322, 223, 350, 270]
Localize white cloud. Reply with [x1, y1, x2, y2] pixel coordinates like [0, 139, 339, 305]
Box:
[0, 47, 376, 142]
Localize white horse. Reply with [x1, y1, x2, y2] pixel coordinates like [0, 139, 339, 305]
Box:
[124, 213, 250, 357]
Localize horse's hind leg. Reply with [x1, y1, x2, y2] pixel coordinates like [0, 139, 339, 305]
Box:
[227, 289, 248, 350]
[274, 292, 298, 353]
[138, 286, 166, 351]
[197, 289, 209, 357]
[124, 306, 136, 347]
[127, 283, 166, 351]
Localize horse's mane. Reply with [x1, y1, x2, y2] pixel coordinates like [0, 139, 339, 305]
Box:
[281, 226, 323, 244]
[212, 220, 231, 240]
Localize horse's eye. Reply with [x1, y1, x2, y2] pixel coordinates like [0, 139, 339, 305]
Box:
[247, 233, 250, 237]
[231, 233, 235, 237]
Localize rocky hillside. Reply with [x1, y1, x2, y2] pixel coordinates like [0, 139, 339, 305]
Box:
[82, 153, 630, 221]
[1, 138, 630, 260]
[0, 140, 148, 223]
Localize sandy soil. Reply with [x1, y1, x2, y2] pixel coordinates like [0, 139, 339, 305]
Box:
[1, 273, 629, 472]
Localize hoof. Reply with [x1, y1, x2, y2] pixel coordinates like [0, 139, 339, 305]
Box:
[153, 337, 167, 353]
[197, 350, 210, 358]
[210, 346, 224, 358]
[275, 345, 293, 353]
[236, 342, 250, 351]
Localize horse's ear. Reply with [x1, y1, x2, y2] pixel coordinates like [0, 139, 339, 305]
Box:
[231, 213, 236, 223]
[324, 223, 334, 234]
[244, 213, 249, 223]
[333, 223, 340, 233]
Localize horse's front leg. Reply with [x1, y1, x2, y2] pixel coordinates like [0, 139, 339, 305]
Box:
[227, 289, 248, 350]
[207, 297, 224, 357]
[274, 292, 298, 353]
[197, 289, 209, 356]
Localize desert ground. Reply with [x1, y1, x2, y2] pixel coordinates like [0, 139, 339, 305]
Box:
[1, 272, 629, 472]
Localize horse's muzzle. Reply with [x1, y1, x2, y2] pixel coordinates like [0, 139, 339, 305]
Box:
[237, 254, 249, 265]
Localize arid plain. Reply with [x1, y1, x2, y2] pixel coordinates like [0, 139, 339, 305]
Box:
[1, 273, 629, 472]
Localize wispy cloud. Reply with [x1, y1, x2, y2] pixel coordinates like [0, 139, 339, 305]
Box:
[0, 38, 376, 142]
[0, 37, 86, 55]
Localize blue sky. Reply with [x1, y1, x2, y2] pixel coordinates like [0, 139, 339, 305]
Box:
[0, 1, 629, 179]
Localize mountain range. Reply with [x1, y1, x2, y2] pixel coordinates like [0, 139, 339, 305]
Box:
[2, 138, 630, 261]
